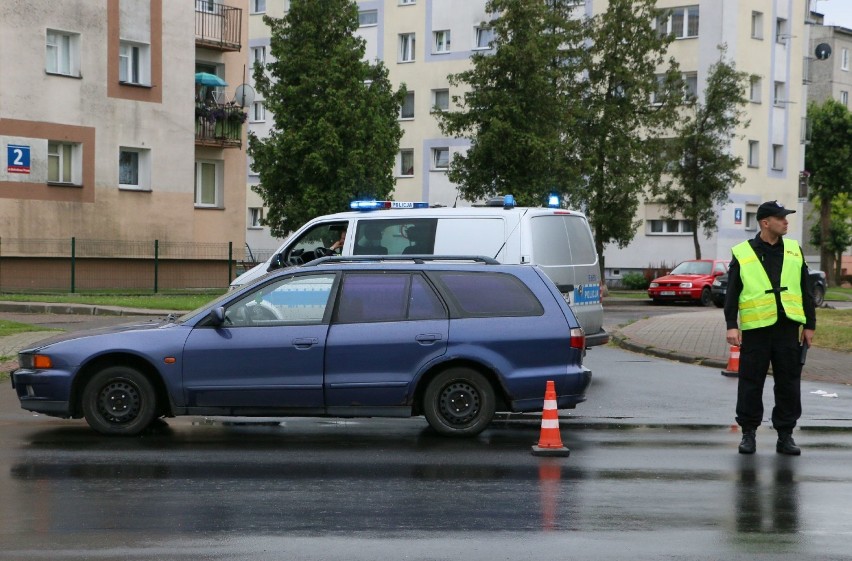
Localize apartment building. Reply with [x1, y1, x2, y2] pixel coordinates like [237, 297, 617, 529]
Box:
[244, 0, 811, 277]
[0, 0, 248, 289]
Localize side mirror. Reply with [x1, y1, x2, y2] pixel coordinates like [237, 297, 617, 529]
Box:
[267, 252, 285, 272]
[714, 270, 724, 277]
[208, 306, 226, 326]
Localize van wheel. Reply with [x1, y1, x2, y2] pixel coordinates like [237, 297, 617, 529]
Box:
[423, 368, 495, 437]
[81, 366, 157, 436]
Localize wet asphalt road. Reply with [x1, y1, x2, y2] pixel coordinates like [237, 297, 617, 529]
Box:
[2, 311, 851, 560]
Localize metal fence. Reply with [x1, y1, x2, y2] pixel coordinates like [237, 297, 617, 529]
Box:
[0, 238, 238, 292]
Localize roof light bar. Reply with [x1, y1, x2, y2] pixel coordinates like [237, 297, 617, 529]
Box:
[349, 200, 430, 211]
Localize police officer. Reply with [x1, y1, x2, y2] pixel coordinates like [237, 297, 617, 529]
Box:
[725, 200, 816, 455]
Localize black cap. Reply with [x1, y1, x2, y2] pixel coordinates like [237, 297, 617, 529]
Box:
[756, 200, 796, 221]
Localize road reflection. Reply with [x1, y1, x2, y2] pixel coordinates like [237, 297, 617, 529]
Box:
[734, 455, 799, 535]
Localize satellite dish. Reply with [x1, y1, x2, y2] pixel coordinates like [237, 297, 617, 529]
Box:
[815, 43, 832, 61]
[233, 83, 256, 107]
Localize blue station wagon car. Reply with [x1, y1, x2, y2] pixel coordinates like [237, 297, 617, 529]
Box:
[12, 257, 591, 437]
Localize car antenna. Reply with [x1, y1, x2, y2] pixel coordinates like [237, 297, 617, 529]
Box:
[492, 208, 527, 260]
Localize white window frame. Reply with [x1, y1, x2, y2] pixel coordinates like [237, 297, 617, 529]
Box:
[359, 10, 378, 27]
[751, 11, 763, 40]
[251, 101, 266, 122]
[432, 88, 449, 112]
[118, 147, 151, 191]
[433, 30, 451, 53]
[432, 147, 449, 170]
[249, 207, 264, 228]
[776, 18, 787, 44]
[771, 144, 784, 171]
[474, 26, 494, 50]
[841, 90, 849, 107]
[842, 48, 849, 71]
[399, 149, 414, 177]
[251, 46, 266, 66]
[119, 40, 150, 85]
[399, 33, 416, 62]
[745, 211, 758, 231]
[196, 0, 215, 13]
[399, 0, 416, 5]
[46, 30, 80, 77]
[659, 6, 699, 39]
[773, 81, 785, 106]
[750, 76, 762, 103]
[47, 141, 82, 185]
[748, 140, 759, 168]
[683, 72, 698, 100]
[400, 91, 414, 120]
[195, 159, 223, 208]
[648, 219, 693, 235]
[251, 0, 266, 14]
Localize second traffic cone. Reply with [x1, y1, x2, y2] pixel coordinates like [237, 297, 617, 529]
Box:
[721, 345, 740, 377]
[531, 380, 570, 457]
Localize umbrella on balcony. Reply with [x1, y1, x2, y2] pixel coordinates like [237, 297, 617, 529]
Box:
[195, 72, 227, 87]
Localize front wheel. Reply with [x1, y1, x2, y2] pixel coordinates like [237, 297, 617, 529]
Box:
[82, 366, 158, 436]
[813, 284, 825, 307]
[423, 368, 495, 437]
[699, 287, 712, 307]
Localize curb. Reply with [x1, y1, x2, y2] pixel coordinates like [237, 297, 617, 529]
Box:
[610, 331, 728, 369]
[0, 301, 173, 317]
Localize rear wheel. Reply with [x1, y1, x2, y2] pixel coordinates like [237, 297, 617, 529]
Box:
[813, 283, 825, 307]
[423, 368, 495, 437]
[699, 287, 712, 307]
[81, 366, 157, 436]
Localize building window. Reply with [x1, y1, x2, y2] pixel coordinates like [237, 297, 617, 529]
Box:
[841, 91, 849, 107]
[119, 147, 150, 190]
[774, 81, 785, 106]
[252, 46, 266, 66]
[658, 6, 699, 39]
[46, 30, 80, 77]
[195, 160, 222, 207]
[47, 141, 81, 185]
[400, 92, 414, 119]
[751, 12, 763, 39]
[775, 18, 787, 44]
[432, 147, 449, 170]
[119, 41, 149, 85]
[842, 48, 849, 71]
[249, 207, 263, 228]
[432, 89, 449, 111]
[474, 26, 494, 49]
[359, 10, 378, 27]
[251, 101, 266, 122]
[399, 149, 414, 176]
[196, 0, 215, 13]
[251, 0, 266, 14]
[750, 76, 762, 103]
[683, 72, 698, 101]
[745, 211, 757, 231]
[771, 144, 784, 171]
[399, 0, 416, 4]
[648, 219, 693, 234]
[434, 30, 451, 53]
[399, 33, 415, 62]
[748, 140, 759, 168]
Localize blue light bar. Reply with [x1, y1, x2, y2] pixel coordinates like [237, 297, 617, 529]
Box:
[547, 193, 560, 208]
[503, 194, 515, 209]
[349, 200, 429, 211]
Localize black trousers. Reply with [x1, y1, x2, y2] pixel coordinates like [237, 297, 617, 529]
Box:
[736, 317, 802, 431]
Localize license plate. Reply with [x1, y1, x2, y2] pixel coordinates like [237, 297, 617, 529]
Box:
[660, 291, 675, 296]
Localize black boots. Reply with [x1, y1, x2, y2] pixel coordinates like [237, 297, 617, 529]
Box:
[738, 429, 756, 454]
[776, 431, 801, 456]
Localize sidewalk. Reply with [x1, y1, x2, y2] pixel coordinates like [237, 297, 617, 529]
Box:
[611, 307, 850, 386]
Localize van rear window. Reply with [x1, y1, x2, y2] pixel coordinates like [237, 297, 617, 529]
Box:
[431, 271, 543, 317]
[530, 215, 597, 266]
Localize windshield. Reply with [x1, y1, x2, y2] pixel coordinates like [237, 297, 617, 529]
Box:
[670, 261, 712, 275]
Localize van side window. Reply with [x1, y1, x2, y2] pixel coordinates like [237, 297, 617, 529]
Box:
[531, 215, 596, 266]
[430, 271, 544, 317]
[354, 219, 437, 255]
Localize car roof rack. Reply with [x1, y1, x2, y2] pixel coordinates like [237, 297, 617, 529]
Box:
[304, 255, 500, 267]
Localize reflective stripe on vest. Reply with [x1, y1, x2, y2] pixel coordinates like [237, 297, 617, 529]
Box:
[731, 239, 805, 329]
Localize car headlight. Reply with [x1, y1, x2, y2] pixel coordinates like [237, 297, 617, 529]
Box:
[649, 282, 659, 288]
[679, 282, 693, 288]
[712, 279, 721, 287]
[18, 353, 53, 369]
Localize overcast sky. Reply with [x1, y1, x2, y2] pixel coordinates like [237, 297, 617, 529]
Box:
[814, 0, 852, 27]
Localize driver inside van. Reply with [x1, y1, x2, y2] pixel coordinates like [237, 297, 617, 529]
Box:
[329, 228, 346, 253]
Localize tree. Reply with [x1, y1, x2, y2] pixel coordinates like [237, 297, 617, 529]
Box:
[569, 0, 684, 276]
[436, 0, 588, 207]
[809, 194, 852, 285]
[656, 46, 750, 259]
[805, 98, 852, 285]
[248, 0, 407, 237]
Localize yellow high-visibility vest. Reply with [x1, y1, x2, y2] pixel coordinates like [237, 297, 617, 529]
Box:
[732, 239, 805, 329]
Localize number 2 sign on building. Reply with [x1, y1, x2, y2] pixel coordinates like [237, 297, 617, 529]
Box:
[7, 144, 31, 174]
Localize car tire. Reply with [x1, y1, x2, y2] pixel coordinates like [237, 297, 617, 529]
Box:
[423, 368, 495, 437]
[813, 283, 825, 307]
[699, 287, 712, 307]
[82, 366, 158, 436]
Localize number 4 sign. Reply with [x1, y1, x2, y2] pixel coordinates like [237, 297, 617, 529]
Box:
[7, 144, 31, 174]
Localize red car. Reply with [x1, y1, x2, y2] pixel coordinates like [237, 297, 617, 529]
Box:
[648, 259, 728, 306]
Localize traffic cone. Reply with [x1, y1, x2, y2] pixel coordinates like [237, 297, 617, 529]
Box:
[721, 345, 740, 377]
[531, 380, 570, 457]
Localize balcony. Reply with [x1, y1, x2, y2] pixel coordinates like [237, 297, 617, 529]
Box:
[195, 2, 242, 52]
[195, 102, 246, 148]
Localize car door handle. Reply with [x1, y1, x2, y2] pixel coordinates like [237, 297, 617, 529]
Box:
[415, 334, 443, 344]
[292, 337, 318, 349]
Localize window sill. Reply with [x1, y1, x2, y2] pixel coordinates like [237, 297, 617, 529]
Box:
[195, 204, 224, 210]
[432, 50, 451, 55]
[647, 232, 693, 236]
[398, 59, 415, 64]
[249, 120, 266, 124]
[119, 81, 153, 89]
[397, 174, 414, 178]
[119, 186, 152, 192]
[47, 181, 83, 188]
[747, 164, 759, 169]
[45, 71, 82, 79]
[431, 168, 449, 172]
[248, 226, 264, 230]
[399, 117, 414, 121]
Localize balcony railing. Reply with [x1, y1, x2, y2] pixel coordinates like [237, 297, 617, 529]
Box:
[195, 2, 242, 51]
[195, 102, 246, 148]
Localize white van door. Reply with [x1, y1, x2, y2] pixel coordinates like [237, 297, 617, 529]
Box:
[433, 218, 507, 261]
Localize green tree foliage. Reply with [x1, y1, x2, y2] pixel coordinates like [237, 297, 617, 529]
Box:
[809, 194, 852, 285]
[248, 0, 407, 237]
[571, 0, 683, 275]
[657, 46, 750, 259]
[805, 99, 852, 284]
[436, 0, 588, 207]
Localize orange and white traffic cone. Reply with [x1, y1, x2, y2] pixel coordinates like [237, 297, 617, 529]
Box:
[531, 380, 570, 457]
[721, 345, 740, 377]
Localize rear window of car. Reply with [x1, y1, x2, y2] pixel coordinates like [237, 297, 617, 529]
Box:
[336, 273, 446, 323]
[530, 215, 597, 266]
[430, 271, 544, 317]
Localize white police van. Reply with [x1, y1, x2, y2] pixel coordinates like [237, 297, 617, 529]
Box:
[232, 196, 608, 346]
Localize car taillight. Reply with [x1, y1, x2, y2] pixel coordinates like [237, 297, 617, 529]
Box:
[570, 327, 585, 350]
